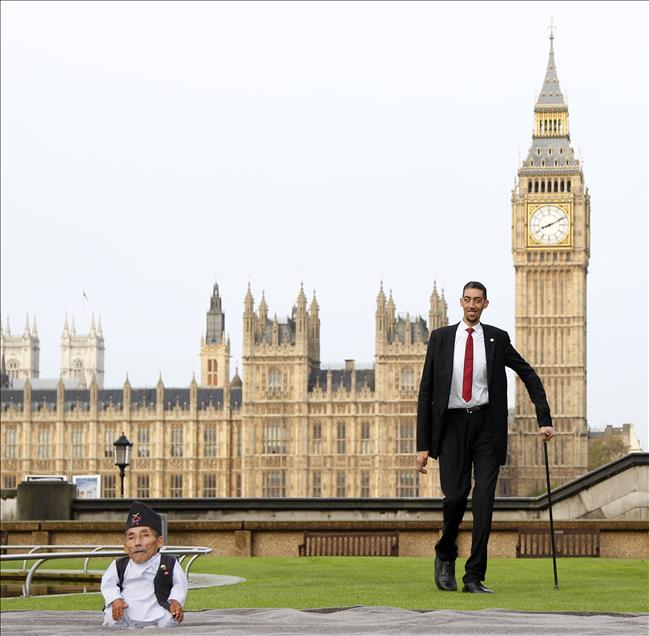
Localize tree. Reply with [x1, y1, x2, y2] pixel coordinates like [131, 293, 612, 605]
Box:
[589, 435, 627, 471]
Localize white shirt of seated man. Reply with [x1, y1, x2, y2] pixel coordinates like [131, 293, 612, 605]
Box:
[101, 525, 187, 628]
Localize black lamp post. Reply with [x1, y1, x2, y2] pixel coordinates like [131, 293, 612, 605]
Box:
[113, 432, 133, 498]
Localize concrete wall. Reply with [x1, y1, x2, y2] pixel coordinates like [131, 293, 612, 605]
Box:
[2, 519, 647, 559]
[550, 462, 648, 520]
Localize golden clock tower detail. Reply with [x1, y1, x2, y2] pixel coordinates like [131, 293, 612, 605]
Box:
[503, 31, 590, 496]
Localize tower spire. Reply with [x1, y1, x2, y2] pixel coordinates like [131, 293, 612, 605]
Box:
[258, 291, 268, 318]
[537, 21, 565, 106]
[520, 28, 575, 172]
[244, 283, 254, 314]
[0, 352, 10, 388]
[205, 281, 225, 345]
[377, 281, 386, 307]
[297, 282, 307, 308]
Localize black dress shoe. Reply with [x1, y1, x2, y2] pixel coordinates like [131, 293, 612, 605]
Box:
[462, 581, 493, 593]
[434, 556, 457, 591]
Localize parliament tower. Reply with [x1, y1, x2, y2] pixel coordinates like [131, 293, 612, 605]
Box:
[502, 30, 590, 496]
[200, 282, 230, 388]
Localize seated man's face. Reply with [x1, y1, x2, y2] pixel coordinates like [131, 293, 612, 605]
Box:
[124, 526, 164, 564]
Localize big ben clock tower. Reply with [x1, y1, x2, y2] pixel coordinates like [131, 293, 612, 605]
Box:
[504, 30, 590, 496]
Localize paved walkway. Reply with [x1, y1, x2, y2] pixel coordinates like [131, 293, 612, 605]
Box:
[1, 607, 647, 635]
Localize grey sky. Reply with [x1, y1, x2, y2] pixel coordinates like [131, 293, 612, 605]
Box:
[1, 1, 647, 449]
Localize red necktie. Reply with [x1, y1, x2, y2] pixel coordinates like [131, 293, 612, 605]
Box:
[462, 328, 475, 402]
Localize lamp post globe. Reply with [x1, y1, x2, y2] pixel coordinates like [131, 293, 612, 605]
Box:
[113, 432, 133, 498]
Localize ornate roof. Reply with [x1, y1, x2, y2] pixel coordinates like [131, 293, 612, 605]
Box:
[536, 32, 566, 107]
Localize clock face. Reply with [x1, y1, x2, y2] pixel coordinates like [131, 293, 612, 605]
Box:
[529, 205, 570, 245]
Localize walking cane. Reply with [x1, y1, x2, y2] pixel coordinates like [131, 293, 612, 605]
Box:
[543, 438, 559, 590]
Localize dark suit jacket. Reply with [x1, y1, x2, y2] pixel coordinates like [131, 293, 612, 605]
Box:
[416, 322, 552, 465]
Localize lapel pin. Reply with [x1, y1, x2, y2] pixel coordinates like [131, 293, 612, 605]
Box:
[490, 338, 495, 342]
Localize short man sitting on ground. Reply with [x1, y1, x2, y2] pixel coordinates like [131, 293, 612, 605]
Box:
[101, 501, 188, 628]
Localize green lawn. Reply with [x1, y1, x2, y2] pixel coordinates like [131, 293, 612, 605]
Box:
[2, 557, 648, 613]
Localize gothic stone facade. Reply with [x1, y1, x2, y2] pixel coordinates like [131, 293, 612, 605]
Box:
[1, 315, 105, 389]
[0, 284, 450, 497]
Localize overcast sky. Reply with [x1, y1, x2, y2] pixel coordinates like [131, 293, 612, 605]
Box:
[1, 1, 647, 449]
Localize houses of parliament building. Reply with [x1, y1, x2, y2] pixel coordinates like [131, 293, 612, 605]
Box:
[0, 33, 590, 498]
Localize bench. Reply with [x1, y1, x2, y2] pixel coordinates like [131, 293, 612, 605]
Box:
[298, 531, 399, 557]
[516, 528, 600, 558]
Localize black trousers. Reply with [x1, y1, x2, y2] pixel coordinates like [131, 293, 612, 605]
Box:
[435, 408, 500, 584]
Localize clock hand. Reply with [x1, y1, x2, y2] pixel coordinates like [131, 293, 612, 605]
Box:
[540, 217, 564, 230]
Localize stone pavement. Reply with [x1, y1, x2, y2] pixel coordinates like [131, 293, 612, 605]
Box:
[1, 607, 647, 635]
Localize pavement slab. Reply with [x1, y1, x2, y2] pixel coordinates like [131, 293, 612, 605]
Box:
[1, 607, 648, 636]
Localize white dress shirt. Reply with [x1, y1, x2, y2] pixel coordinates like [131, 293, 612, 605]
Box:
[101, 552, 188, 626]
[448, 320, 489, 409]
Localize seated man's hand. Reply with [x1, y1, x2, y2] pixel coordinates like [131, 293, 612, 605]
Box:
[111, 598, 128, 621]
[169, 599, 184, 624]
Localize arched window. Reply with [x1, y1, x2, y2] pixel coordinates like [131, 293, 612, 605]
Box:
[534, 180, 539, 193]
[560, 180, 565, 192]
[73, 359, 84, 380]
[207, 358, 218, 385]
[541, 181, 545, 193]
[554, 179, 558, 192]
[336, 422, 346, 454]
[567, 180, 572, 192]
[400, 367, 415, 392]
[528, 180, 532, 193]
[264, 422, 287, 455]
[7, 359, 19, 380]
[312, 422, 322, 454]
[268, 368, 283, 390]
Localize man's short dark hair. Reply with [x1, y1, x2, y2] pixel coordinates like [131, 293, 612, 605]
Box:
[462, 281, 488, 300]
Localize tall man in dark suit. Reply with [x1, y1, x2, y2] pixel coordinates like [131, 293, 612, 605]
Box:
[416, 281, 553, 593]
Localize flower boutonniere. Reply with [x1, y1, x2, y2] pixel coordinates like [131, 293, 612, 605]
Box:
[160, 564, 170, 576]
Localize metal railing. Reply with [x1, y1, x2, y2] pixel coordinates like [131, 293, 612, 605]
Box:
[0, 545, 212, 596]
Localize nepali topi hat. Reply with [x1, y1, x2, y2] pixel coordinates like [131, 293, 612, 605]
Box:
[125, 500, 162, 535]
